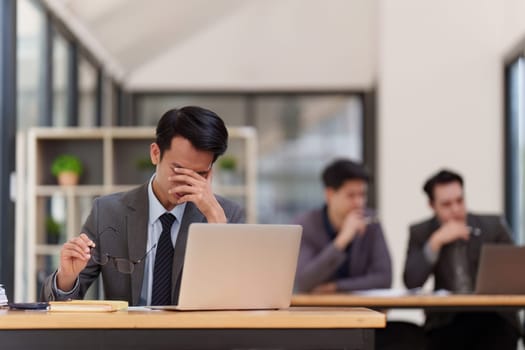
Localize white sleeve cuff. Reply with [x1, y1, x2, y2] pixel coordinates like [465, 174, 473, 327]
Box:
[52, 270, 79, 296]
[423, 241, 439, 265]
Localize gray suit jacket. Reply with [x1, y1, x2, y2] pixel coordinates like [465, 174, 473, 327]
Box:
[294, 207, 392, 293]
[403, 213, 519, 332]
[41, 183, 245, 305]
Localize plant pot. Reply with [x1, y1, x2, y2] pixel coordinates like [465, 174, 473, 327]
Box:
[57, 171, 79, 186]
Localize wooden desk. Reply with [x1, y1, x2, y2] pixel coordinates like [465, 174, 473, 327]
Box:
[0, 307, 385, 350]
[292, 293, 525, 311]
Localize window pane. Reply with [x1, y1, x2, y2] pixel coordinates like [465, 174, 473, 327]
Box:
[102, 77, 116, 126]
[507, 57, 525, 244]
[17, 0, 45, 129]
[135, 95, 247, 126]
[254, 95, 363, 224]
[52, 29, 69, 127]
[78, 54, 97, 127]
[134, 94, 364, 224]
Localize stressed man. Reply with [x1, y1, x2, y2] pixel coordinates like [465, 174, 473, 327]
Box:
[41, 106, 245, 305]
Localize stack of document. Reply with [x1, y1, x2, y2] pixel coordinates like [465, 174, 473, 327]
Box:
[48, 300, 128, 312]
[0, 284, 7, 306]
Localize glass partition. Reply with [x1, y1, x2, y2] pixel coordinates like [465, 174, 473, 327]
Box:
[505, 56, 525, 244]
[134, 93, 364, 224]
[78, 54, 97, 127]
[52, 28, 70, 127]
[17, 0, 45, 129]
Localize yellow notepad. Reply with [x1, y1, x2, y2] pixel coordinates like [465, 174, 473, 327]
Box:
[48, 300, 128, 312]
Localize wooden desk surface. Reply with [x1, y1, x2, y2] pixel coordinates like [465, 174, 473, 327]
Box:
[292, 293, 525, 308]
[0, 307, 385, 330]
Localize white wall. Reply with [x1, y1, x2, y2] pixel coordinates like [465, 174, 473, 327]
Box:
[126, 0, 377, 91]
[503, 0, 525, 51]
[125, 0, 525, 290]
[378, 0, 525, 291]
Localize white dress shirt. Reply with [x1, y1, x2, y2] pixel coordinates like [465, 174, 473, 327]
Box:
[139, 175, 186, 305]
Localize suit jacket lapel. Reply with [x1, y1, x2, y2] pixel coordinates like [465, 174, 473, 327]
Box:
[122, 184, 149, 306]
[171, 202, 205, 304]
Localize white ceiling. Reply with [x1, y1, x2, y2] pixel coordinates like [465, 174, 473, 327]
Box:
[45, 0, 377, 90]
[61, 0, 246, 72]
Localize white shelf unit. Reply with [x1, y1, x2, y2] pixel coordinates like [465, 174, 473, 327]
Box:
[15, 126, 257, 302]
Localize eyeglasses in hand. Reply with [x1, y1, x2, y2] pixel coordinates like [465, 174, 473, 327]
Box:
[90, 226, 157, 274]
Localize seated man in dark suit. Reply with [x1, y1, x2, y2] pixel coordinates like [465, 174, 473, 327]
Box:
[404, 169, 520, 350]
[41, 106, 245, 305]
[294, 159, 392, 293]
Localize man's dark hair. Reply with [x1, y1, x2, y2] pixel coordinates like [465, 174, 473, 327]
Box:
[321, 159, 369, 190]
[423, 169, 464, 202]
[155, 106, 228, 162]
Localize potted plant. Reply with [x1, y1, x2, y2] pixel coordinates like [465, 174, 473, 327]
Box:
[45, 217, 62, 245]
[51, 154, 83, 186]
[218, 155, 237, 171]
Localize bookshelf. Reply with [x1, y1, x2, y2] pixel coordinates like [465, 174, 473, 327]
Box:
[15, 127, 257, 302]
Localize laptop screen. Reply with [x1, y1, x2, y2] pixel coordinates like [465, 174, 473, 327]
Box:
[475, 244, 525, 294]
[176, 223, 302, 310]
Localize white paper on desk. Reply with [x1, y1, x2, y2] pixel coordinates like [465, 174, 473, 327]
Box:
[127, 306, 157, 312]
[351, 288, 422, 297]
[352, 288, 452, 297]
[433, 289, 452, 296]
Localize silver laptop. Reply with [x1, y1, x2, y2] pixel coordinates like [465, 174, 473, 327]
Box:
[475, 244, 525, 294]
[167, 223, 302, 310]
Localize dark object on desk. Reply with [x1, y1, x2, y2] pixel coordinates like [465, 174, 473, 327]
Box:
[475, 244, 525, 294]
[0, 284, 7, 306]
[8, 302, 49, 310]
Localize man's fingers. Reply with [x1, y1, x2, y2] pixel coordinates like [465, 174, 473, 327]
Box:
[63, 248, 90, 261]
[170, 167, 209, 180]
[79, 233, 95, 247]
[171, 184, 205, 195]
[169, 174, 205, 186]
[64, 249, 90, 261]
[72, 236, 92, 252]
[63, 241, 91, 259]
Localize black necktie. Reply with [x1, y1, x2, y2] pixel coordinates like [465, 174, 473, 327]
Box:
[151, 213, 176, 305]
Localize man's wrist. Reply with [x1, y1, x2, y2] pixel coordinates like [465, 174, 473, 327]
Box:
[428, 231, 442, 252]
[56, 269, 77, 292]
[204, 205, 227, 223]
[333, 234, 350, 251]
[53, 270, 79, 296]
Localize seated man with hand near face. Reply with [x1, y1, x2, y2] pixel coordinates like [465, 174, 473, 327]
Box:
[404, 169, 520, 350]
[294, 159, 392, 294]
[41, 106, 245, 306]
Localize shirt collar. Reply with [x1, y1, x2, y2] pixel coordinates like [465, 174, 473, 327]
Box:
[148, 174, 186, 225]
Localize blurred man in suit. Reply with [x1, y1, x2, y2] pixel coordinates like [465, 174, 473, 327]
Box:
[41, 106, 244, 305]
[294, 159, 391, 293]
[404, 169, 520, 350]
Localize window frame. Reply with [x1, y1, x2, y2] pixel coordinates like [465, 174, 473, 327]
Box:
[129, 90, 378, 211]
[504, 40, 525, 243]
[0, 0, 17, 300]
